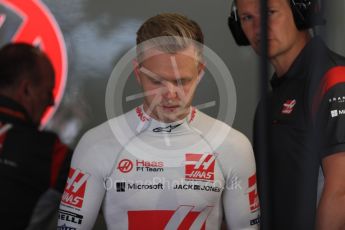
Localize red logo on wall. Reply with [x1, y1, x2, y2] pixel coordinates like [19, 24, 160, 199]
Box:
[185, 153, 216, 182]
[0, 0, 68, 126]
[118, 159, 133, 173]
[128, 206, 213, 229]
[61, 168, 89, 209]
[248, 174, 259, 212]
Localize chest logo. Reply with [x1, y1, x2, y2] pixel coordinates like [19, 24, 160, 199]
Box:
[152, 123, 182, 133]
[118, 159, 134, 173]
[282, 99, 296, 114]
[117, 159, 164, 173]
[185, 153, 216, 182]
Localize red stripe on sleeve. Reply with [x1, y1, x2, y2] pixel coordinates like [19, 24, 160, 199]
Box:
[312, 66, 345, 114]
[50, 138, 69, 188]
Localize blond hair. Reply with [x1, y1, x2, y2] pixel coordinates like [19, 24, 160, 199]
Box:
[136, 13, 204, 62]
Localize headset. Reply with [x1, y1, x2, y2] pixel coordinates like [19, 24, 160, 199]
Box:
[228, 0, 325, 46]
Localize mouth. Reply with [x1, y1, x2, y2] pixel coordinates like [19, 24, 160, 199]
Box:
[256, 38, 274, 45]
[161, 105, 180, 111]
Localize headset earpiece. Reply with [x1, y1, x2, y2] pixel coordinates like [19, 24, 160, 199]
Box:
[228, 2, 250, 46]
[291, 0, 325, 30]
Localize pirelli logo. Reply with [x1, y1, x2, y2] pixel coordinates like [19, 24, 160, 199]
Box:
[58, 209, 83, 225]
[185, 153, 216, 182]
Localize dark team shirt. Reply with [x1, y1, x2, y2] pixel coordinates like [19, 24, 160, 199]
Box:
[254, 36, 345, 230]
[0, 96, 72, 229]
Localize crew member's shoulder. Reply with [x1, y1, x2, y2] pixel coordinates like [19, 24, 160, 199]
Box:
[326, 45, 345, 66]
[310, 37, 345, 73]
[306, 39, 345, 103]
[14, 126, 62, 148]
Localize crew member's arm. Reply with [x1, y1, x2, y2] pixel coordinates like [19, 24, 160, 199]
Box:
[27, 138, 72, 230]
[317, 152, 345, 230]
[314, 67, 345, 229]
[221, 130, 260, 229]
[57, 131, 108, 230]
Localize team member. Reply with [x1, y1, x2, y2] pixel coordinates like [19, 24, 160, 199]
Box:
[229, 0, 345, 229]
[0, 43, 71, 229]
[58, 13, 260, 229]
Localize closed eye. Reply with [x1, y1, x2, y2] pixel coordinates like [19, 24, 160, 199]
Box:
[150, 78, 162, 85]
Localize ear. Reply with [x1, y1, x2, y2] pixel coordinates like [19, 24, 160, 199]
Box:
[197, 62, 206, 83]
[16, 79, 33, 101]
[132, 59, 142, 86]
[14, 79, 34, 115]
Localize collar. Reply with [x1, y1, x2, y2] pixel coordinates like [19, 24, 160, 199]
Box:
[134, 105, 196, 135]
[0, 95, 34, 125]
[271, 36, 327, 89]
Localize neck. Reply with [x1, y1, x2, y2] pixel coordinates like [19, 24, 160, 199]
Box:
[271, 32, 311, 77]
[143, 103, 190, 123]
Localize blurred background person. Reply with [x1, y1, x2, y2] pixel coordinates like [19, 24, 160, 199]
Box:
[0, 43, 72, 230]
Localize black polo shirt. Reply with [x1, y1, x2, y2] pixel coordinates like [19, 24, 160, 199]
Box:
[0, 96, 72, 229]
[254, 37, 345, 230]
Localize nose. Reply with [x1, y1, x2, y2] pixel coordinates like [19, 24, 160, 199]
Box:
[253, 16, 261, 38]
[163, 82, 178, 100]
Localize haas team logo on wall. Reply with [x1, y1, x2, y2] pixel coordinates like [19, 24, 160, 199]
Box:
[0, 0, 67, 126]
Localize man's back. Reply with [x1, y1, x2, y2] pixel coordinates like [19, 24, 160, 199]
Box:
[0, 95, 70, 229]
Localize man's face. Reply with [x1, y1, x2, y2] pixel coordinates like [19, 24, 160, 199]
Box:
[27, 59, 55, 126]
[237, 0, 304, 59]
[135, 45, 203, 123]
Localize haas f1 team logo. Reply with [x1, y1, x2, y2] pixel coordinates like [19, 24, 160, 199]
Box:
[282, 99, 296, 114]
[62, 168, 89, 209]
[248, 174, 259, 212]
[128, 206, 213, 229]
[0, 0, 67, 126]
[185, 153, 216, 182]
[118, 159, 133, 173]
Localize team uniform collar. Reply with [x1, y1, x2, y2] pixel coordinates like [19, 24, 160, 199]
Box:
[0, 95, 34, 126]
[134, 105, 196, 135]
